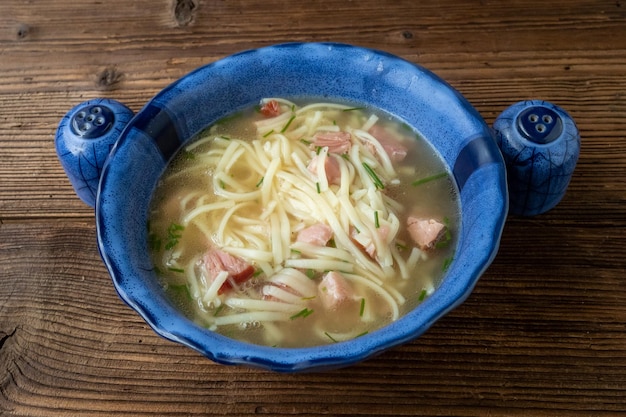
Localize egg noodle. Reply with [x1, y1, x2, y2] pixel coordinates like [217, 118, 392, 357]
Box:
[149, 98, 455, 347]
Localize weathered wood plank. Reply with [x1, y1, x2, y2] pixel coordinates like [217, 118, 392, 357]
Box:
[2, 0, 626, 415]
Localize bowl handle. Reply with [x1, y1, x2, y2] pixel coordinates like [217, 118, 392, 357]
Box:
[54, 98, 579, 216]
[493, 100, 580, 216]
[55, 99, 134, 207]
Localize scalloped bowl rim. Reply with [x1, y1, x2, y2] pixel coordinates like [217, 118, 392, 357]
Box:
[95, 42, 508, 372]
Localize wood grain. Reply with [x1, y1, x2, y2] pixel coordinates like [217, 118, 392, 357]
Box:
[1, 0, 626, 415]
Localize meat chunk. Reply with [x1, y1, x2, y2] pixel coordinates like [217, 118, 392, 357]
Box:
[350, 225, 390, 259]
[312, 131, 352, 154]
[296, 223, 333, 246]
[368, 125, 408, 162]
[307, 154, 341, 185]
[259, 99, 281, 117]
[318, 271, 354, 310]
[406, 217, 447, 250]
[203, 249, 255, 294]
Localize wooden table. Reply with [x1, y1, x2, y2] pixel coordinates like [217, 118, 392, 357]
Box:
[1, 0, 625, 415]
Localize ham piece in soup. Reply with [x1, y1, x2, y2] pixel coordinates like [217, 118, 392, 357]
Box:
[406, 217, 447, 251]
[296, 223, 333, 247]
[203, 249, 255, 294]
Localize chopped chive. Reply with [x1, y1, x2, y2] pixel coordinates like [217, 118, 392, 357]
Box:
[316, 182, 321, 193]
[442, 257, 454, 272]
[301, 295, 316, 301]
[325, 332, 338, 343]
[291, 248, 302, 255]
[262, 129, 274, 138]
[182, 149, 195, 160]
[219, 179, 226, 189]
[253, 268, 263, 277]
[316, 145, 322, 155]
[418, 289, 427, 301]
[359, 298, 365, 317]
[213, 304, 225, 317]
[341, 153, 350, 160]
[165, 223, 185, 250]
[169, 284, 192, 300]
[435, 237, 451, 249]
[148, 233, 161, 251]
[362, 162, 385, 189]
[342, 107, 365, 112]
[305, 269, 315, 279]
[355, 331, 369, 338]
[396, 242, 408, 251]
[374, 211, 380, 228]
[280, 114, 296, 133]
[168, 267, 184, 273]
[333, 120, 337, 125]
[327, 238, 336, 248]
[290, 308, 314, 320]
[300, 138, 312, 145]
[219, 135, 231, 141]
[411, 172, 447, 187]
[435, 217, 453, 248]
[256, 177, 264, 187]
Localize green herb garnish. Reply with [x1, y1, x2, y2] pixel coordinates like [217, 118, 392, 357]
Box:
[355, 331, 369, 338]
[362, 162, 384, 189]
[316, 182, 321, 193]
[442, 257, 454, 272]
[305, 269, 316, 279]
[374, 211, 380, 228]
[290, 308, 314, 320]
[280, 114, 296, 133]
[359, 298, 366, 317]
[325, 332, 338, 343]
[167, 267, 185, 273]
[148, 233, 161, 251]
[342, 107, 365, 112]
[213, 304, 225, 317]
[181, 149, 195, 160]
[300, 138, 312, 145]
[262, 129, 274, 138]
[418, 289, 427, 301]
[256, 177, 264, 187]
[411, 172, 447, 187]
[169, 284, 192, 300]
[165, 223, 185, 250]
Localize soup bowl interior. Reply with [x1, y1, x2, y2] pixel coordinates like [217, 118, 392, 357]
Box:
[96, 42, 508, 372]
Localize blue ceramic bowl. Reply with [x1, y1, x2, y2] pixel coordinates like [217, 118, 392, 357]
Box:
[93, 43, 508, 372]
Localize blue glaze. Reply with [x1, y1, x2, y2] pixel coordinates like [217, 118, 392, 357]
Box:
[65, 43, 508, 372]
[55, 98, 134, 206]
[494, 100, 580, 216]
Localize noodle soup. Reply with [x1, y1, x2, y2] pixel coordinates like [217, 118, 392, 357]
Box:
[148, 98, 460, 348]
